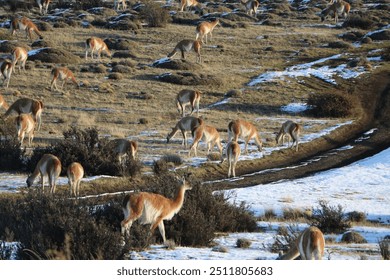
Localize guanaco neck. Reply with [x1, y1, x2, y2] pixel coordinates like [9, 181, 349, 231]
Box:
[171, 186, 189, 212]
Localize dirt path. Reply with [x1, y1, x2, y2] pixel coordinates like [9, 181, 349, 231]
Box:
[187, 70, 390, 191]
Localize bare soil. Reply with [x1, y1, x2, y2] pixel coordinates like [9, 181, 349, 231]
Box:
[0, 1, 390, 194]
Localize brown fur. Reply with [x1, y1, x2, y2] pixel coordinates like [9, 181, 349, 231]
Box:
[12, 47, 28, 74]
[3, 98, 43, 131]
[228, 119, 262, 154]
[166, 116, 202, 147]
[10, 17, 43, 42]
[50, 67, 79, 91]
[189, 122, 223, 157]
[36, 0, 51, 15]
[67, 162, 84, 197]
[85, 37, 111, 60]
[16, 113, 35, 146]
[321, 0, 351, 23]
[180, 0, 202, 12]
[0, 94, 9, 110]
[176, 89, 201, 117]
[275, 120, 302, 152]
[195, 19, 220, 44]
[168, 40, 202, 63]
[0, 59, 13, 88]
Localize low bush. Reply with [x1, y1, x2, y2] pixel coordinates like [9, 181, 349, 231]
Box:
[271, 224, 300, 254]
[346, 211, 366, 223]
[306, 92, 356, 118]
[341, 231, 367, 244]
[379, 236, 390, 260]
[310, 200, 350, 234]
[140, 1, 171, 27]
[0, 121, 26, 171]
[343, 15, 375, 30]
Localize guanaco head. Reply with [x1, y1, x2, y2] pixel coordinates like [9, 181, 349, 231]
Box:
[26, 176, 34, 188]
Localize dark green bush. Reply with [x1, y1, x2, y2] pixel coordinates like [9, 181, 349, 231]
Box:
[140, 1, 171, 27]
[0, 192, 125, 259]
[342, 15, 375, 30]
[306, 92, 355, 118]
[310, 200, 350, 234]
[341, 231, 367, 244]
[0, 121, 26, 171]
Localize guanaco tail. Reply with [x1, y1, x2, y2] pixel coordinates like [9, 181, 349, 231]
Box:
[114, 0, 127, 11]
[240, 0, 260, 16]
[0, 59, 13, 88]
[36, 0, 51, 15]
[180, 0, 203, 13]
[166, 116, 202, 147]
[11, 47, 28, 74]
[277, 226, 325, 260]
[195, 18, 220, 44]
[3, 98, 43, 131]
[109, 139, 138, 165]
[26, 154, 62, 194]
[176, 89, 201, 117]
[121, 177, 192, 244]
[85, 37, 112, 60]
[189, 120, 223, 157]
[67, 162, 84, 197]
[228, 119, 262, 154]
[221, 141, 241, 178]
[321, 0, 351, 23]
[50, 67, 79, 91]
[10, 17, 43, 42]
[275, 120, 302, 152]
[167, 39, 202, 63]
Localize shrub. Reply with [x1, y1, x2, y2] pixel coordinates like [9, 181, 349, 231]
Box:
[306, 92, 355, 118]
[0, 192, 125, 260]
[236, 238, 252, 248]
[341, 231, 367, 244]
[342, 15, 375, 30]
[140, 1, 171, 27]
[0, 121, 26, 171]
[271, 224, 300, 254]
[346, 211, 366, 223]
[310, 200, 350, 234]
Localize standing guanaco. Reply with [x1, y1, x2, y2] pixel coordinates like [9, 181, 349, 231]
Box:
[228, 119, 262, 154]
[167, 39, 202, 63]
[0, 59, 13, 88]
[221, 141, 241, 178]
[166, 116, 202, 147]
[50, 67, 79, 91]
[36, 0, 51, 15]
[320, 0, 351, 23]
[176, 89, 201, 117]
[114, 0, 127, 11]
[275, 120, 302, 152]
[67, 162, 84, 197]
[10, 17, 43, 42]
[16, 113, 36, 146]
[85, 37, 112, 60]
[11, 47, 28, 74]
[240, 0, 260, 16]
[195, 18, 220, 44]
[189, 120, 223, 157]
[3, 98, 43, 131]
[180, 0, 203, 13]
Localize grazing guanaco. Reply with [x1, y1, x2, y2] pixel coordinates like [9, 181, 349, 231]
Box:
[0, 94, 9, 110]
[50, 67, 79, 91]
[195, 18, 220, 44]
[114, 0, 127, 11]
[3, 98, 43, 131]
[11, 47, 28, 74]
[176, 89, 201, 117]
[26, 154, 62, 194]
[221, 141, 241, 178]
[0, 59, 13, 88]
[166, 116, 202, 147]
[275, 120, 302, 152]
[36, 0, 51, 15]
[228, 119, 262, 154]
[109, 139, 138, 165]
[121, 177, 192, 244]
[16, 113, 35, 146]
[180, 0, 203, 13]
[167, 39, 202, 63]
[67, 162, 84, 197]
[10, 17, 43, 42]
[321, 0, 351, 23]
[85, 37, 112, 60]
[189, 120, 223, 157]
[240, 0, 260, 16]
[277, 226, 325, 260]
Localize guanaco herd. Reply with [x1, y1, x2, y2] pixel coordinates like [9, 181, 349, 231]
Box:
[0, 0, 350, 258]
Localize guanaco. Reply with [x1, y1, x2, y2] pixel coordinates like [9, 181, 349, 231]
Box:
[321, 0, 351, 23]
[176, 89, 201, 117]
[121, 177, 192, 244]
[67, 162, 84, 197]
[10, 17, 44, 42]
[228, 119, 262, 154]
[0, 59, 13, 88]
[166, 116, 202, 147]
[50, 67, 79, 91]
[85, 37, 112, 60]
[195, 18, 220, 44]
[167, 39, 202, 63]
[114, 0, 127, 11]
[36, 0, 51, 15]
[189, 120, 223, 157]
[109, 139, 138, 165]
[16, 113, 35, 146]
[275, 120, 302, 152]
[3, 98, 43, 131]
[26, 154, 62, 194]
[11, 47, 28, 74]
[277, 227, 325, 260]
[240, 0, 260, 16]
[180, 0, 203, 13]
[0, 94, 9, 111]
[221, 141, 241, 178]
